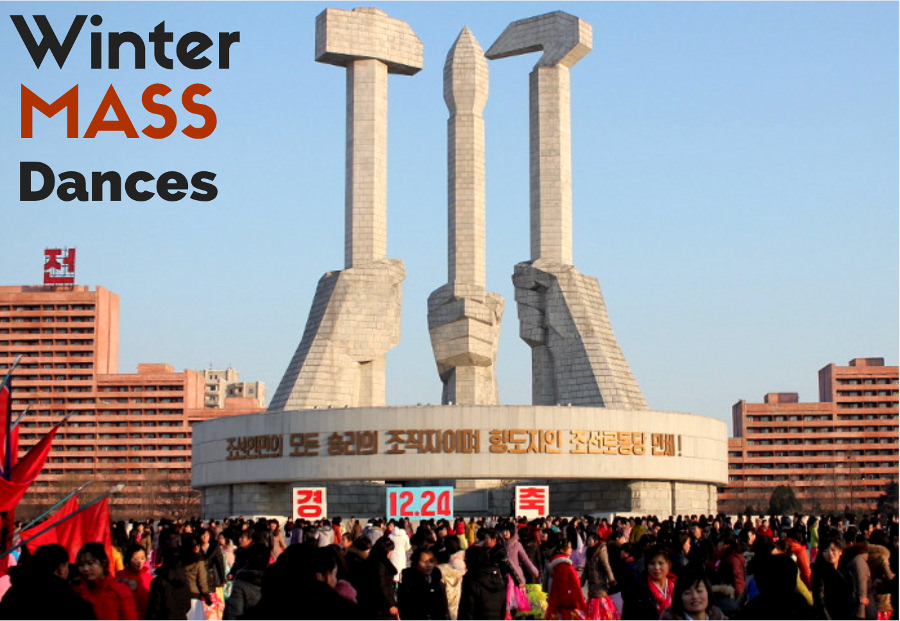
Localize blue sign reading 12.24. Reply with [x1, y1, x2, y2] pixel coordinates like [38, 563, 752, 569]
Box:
[386, 487, 453, 520]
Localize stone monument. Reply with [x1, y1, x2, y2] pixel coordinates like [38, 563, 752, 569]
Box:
[193, 8, 728, 519]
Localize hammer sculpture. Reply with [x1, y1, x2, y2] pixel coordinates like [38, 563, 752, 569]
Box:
[269, 8, 422, 411]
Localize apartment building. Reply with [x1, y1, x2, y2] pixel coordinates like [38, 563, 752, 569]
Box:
[0, 285, 264, 519]
[720, 358, 898, 514]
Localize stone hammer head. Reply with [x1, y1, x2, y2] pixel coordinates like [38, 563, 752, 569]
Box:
[315, 7, 424, 75]
[485, 11, 592, 69]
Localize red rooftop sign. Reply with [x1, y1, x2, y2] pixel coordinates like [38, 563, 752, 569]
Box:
[43, 248, 76, 284]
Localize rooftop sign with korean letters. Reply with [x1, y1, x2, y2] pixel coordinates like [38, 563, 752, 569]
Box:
[192, 405, 728, 488]
[43, 247, 76, 284]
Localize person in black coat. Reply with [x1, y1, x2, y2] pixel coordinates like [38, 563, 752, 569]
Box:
[0, 544, 96, 620]
[736, 554, 820, 620]
[621, 545, 676, 621]
[344, 536, 372, 595]
[243, 546, 361, 620]
[483, 528, 521, 587]
[812, 536, 854, 621]
[199, 528, 226, 591]
[223, 543, 269, 620]
[294, 548, 362, 620]
[145, 531, 192, 621]
[398, 548, 450, 620]
[356, 536, 398, 620]
[457, 545, 507, 620]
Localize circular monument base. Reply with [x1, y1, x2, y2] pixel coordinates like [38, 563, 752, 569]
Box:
[192, 405, 727, 518]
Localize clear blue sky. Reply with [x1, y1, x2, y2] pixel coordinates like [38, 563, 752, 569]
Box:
[2, 2, 897, 433]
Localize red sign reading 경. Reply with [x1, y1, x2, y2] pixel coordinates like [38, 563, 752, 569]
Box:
[44, 248, 76, 284]
[293, 487, 328, 519]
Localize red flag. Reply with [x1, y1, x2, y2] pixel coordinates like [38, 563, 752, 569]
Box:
[72, 497, 115, 575]
[10, 425, 57, 484]
[0, 478, 31, 512]
[0, 383, 17, 475]
[21, 495, 79, 553]
[0, 426, 58, 512]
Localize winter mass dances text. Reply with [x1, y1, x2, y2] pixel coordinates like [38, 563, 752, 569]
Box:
[12, 15, 240, 202]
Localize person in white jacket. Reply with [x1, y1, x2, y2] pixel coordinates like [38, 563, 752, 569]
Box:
[389, 519, 412, 582]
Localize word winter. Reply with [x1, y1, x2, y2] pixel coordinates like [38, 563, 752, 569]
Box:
[11, 14, 239, 70]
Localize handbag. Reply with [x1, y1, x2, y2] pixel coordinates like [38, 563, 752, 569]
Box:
[515, 584, 530, 611]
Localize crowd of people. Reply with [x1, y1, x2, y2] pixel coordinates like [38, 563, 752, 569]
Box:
[0, 511, 896, 620]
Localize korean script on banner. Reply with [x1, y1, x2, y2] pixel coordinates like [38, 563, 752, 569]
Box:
[386, 487, 453, 520]
[292, 487, 327, 520]
[515, 485, 549, 519]
[43, 248, 76, 284]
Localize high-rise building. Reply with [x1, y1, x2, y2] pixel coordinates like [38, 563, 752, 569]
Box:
[0, 285, 264, 519]
[201, 368, 265, 409]
[720, 358, 899, 514]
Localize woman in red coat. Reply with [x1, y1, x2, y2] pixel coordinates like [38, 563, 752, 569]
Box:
[115, 544, 153, 618]
[74, 542, 139, 621]
[546, 539, 587, 620]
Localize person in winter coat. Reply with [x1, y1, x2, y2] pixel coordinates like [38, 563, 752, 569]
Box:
[867, 543, 895, 620]
[736, 553, 816, 620]
[499, 526, 539, 586]
[218, 533, 236, 575]
[519, 526, 545, 584]
[294, 547, 363, 620]
[582, 533, 618, 620]
[268, 519, 287, 560]
[812, 535, 854, 620]
[226, 530, 255, 581]
[128, 522, 152, 558]
[546, 539, 587, 621]
[365, 519, 386, 546]
[713, 530, 746, 599]
[0, 543, 96, 620]
[841, 541, 875, 620]
[316, 519, 336, 548]
[199, 528, 226, 590]
[146, 531, 192, 621]
[436, 537, 465, 620]
[465, 519, 478, 547]
[357, 536, 399, 620]
[659, 570, 727, 620]
[457, 545, 506, 620]
[622, 544, 676, 620]
[398, 548, 451, 620]
[182, 535, 212, 619]
[73, 542, 138, 621]
[344, 537, 372, 596]
[389, 519, 412, 580]
[115, 544, 152, 619]
[198, 527, 226, 618]
[483, 528, 521, 588]
[785, 528, 813, 589]
[223, 543, 269, 620]
[672, 532, 692, 572]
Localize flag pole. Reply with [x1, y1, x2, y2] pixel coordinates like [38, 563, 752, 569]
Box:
[10, 407, 29, 430]
[0, 483, 125, 559]
[0, 356, 23, 572]
[2, 355, 23, 480]
[0, 355, 22, 394]
[16, 480, 93, 535]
